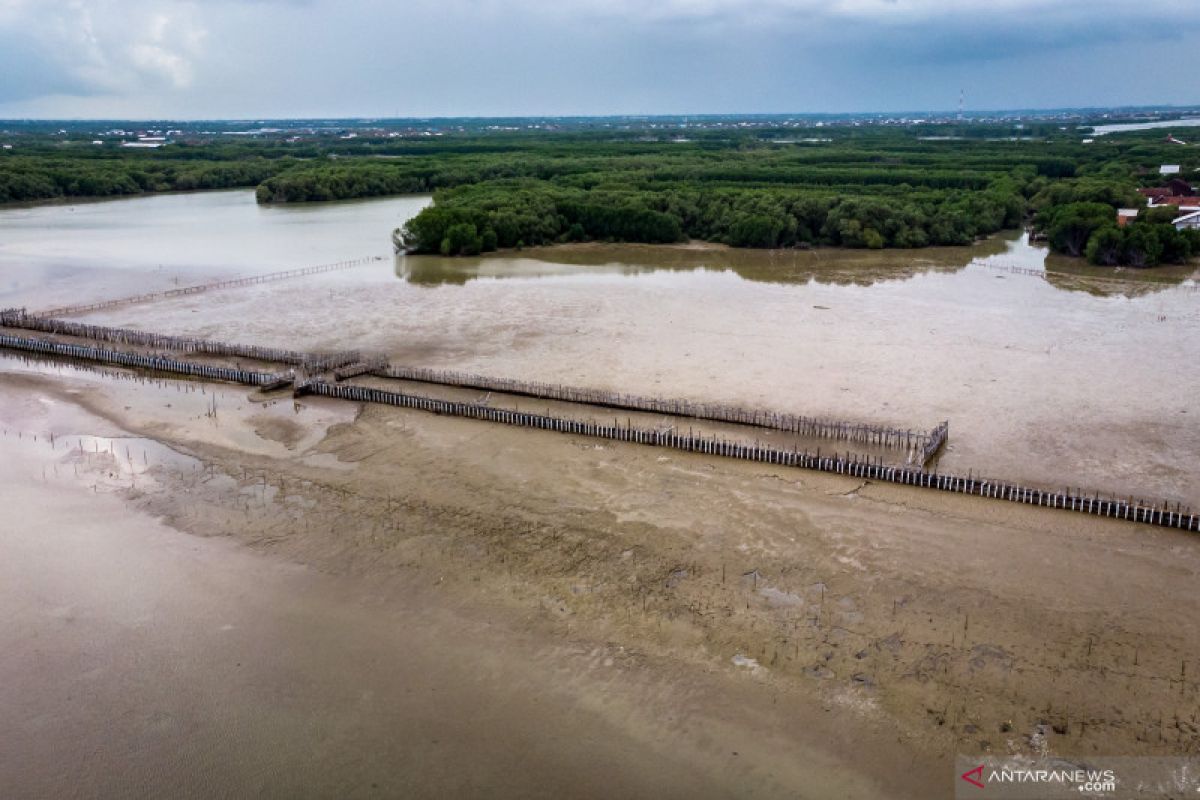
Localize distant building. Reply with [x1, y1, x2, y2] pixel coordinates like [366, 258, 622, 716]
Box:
[1161, 164, 1182, 176]
[1117, 208, 1139, 227]
[1166, 178, 1196, 197]
[1173, 210, 1200, 231]
[1140, 179, 1199, 211]
[1154, 197, 1200, 211]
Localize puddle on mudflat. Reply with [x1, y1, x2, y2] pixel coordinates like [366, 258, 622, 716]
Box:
[0, 353, 357, 461]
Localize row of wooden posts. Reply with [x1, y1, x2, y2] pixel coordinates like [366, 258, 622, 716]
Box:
[380, 364, 940, 459]
[1, 332, 1191, 533]
[301, 379, 1198, 533]
[979, 260, 1200, 293]
[30, 255, 383, 319]
[0, 310, 359, 372]
[0, 334, 285, 387]
[0, 310, 946, 460]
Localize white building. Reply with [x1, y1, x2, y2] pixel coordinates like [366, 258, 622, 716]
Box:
[1173, 210, 1200, 231]
[1161, 164, 1182, 176]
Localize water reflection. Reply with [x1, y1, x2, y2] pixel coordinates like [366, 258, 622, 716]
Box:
[394, 237, 1009, 288]
[394, 234, 1198, 297]
[1039, 255, 1197, 298]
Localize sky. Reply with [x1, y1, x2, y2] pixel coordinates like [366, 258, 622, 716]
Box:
[1, 0, 1199, 119]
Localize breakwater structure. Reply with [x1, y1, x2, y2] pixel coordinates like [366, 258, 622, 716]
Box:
[33, 255, 385, 319]
[0, 333, 288, 387]
[301, 380, 1197, 533]
[378, 364, 947, 463]
[0, 311, 1194, 533]
[1, 309, 359, 372]
[0, 309, 943, 464]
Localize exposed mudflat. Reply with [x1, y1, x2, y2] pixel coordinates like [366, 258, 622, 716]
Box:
[2, 190, 1198, 799]
[2, 364, 1199, 798]
[0, 372, 917, 799]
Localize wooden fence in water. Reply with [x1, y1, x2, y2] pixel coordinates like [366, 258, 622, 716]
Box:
[379, 364, 938, 460]
[302, 380, 1197, 533]
[0, 329, 1190, 533]
[0, 310, 359, 372]
[32, 255, 384, 318]
[0, 334, 287, 386]
[0, 309, 944, 460]
[978, 261, 1200, 293]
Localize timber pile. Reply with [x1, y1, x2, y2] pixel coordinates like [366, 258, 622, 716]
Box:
[378, 364, 936, 460]
[33, 255, 383, 318]
[0, 310, 358, 372]
[304, 380, 1198, 533]
[0, 334, 287, 387]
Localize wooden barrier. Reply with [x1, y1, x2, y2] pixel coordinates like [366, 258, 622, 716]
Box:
[922, 421, 949, 464]
[32, 255, 384, 318]
[302, 379, 1197, 534]
[0, 310, 359, 372]
[0, 334, 287, 387]
[378, 364, 940, 463]
[332, 356, 390, 382]
[1, 308, 943, 462]
[979, 260, 1200, 293]
[5, 318, 1191, 534]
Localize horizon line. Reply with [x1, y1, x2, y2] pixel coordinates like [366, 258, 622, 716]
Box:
[4, 103, 1200, 125]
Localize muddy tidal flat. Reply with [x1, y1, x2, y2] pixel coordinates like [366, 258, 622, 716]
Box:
[2, 190, 1199, 799]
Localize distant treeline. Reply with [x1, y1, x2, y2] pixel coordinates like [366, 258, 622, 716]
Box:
[0, 153, 286, 203]
[2, 128, 1197, 262]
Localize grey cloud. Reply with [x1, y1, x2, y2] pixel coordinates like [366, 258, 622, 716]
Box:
[0, 0, 1197, 117]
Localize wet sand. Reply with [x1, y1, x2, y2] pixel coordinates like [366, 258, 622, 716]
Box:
[0, 377, 905, 799]
[2, 364, 1199, 798]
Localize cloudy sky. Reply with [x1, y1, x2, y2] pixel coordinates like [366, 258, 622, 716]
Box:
[1, 0, 1198, 119]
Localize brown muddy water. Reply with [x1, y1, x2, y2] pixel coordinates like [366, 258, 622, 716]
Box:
[21, 190, 1196, 506]
[3, 190, 1200, 799]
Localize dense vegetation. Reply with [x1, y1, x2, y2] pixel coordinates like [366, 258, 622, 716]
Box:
[0, 148, 287, 203]
[2, 123, 1197, 264]
[387, 136, 1197, 259]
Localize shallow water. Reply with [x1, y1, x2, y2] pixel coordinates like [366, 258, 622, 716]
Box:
[2, 189, 1198, 506]
[0, 190, 430, 310]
